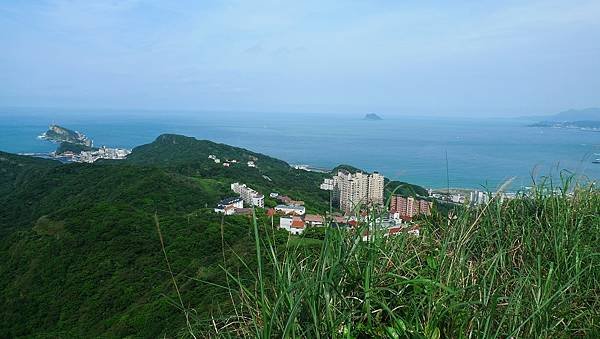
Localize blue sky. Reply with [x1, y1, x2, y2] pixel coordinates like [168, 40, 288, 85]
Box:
[1, 0, 599, 116]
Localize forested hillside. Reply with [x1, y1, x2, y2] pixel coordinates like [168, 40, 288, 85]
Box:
[0, 154, 260, 337]
[0, 134, 431, 337]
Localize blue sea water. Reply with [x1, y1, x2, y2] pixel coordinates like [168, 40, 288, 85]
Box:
[1, 107, 599, 190]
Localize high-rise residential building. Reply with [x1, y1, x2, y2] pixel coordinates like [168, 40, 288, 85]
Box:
[390, 195, 433, 218]
[327, 170, 384, 214]
[231, 182, 264, 208]
[418, 199, 431, 215]
[368, 172, 385, 205]
[406, 197, 417, 217]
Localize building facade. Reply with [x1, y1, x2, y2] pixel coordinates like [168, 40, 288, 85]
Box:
[390, 195, 432, 218]
[231, 182, 264, 208]
[275, 204, 306, 216]
[328, 170, 385, 214]
[214, 197, 244, 215]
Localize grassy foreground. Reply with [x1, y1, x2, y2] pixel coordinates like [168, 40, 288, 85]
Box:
[182, 178, 599, 338]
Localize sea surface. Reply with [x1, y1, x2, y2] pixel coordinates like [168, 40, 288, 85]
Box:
[1, 107, 599, 190]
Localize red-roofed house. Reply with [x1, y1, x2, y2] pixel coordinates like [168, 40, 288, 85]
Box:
[291, 217, 305, 230]
[333, 216, 346, 224]
[279, 216, 306, 235]
[386, 226, 403, 236]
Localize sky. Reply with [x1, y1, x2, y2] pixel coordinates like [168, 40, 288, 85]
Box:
[1, 0, 599, 116]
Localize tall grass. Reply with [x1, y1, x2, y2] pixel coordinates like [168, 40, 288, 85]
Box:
[193, 177, 599, 338]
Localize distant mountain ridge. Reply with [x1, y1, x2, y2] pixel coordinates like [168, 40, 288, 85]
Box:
[547, 108, 600, 121]
[526, 108, 600, 132]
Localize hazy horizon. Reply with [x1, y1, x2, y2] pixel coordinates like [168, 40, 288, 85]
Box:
[2, 1, 600, 116]
[0, 105, 580, 119]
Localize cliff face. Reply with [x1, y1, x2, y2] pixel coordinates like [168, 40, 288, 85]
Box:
[43, 125, 93, 147]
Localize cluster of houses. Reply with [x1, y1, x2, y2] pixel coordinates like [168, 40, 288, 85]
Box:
[214, 196, 245, 215]
[57, 146, 131, 163]
[429, 189, 517, 206]
[212, 164, 427, 238]
[214, 182, 265, 215]
[274, 210, 420, 238]
[210, 156, 525, 241]
[276, 214, 324, 235]
[208, 154, 256, 168]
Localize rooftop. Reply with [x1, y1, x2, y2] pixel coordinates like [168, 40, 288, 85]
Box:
[275, 204, 305, 211]
[291, 217, 305, 228]
[218, 197, 243, 205]
[304, 214, 324, 223]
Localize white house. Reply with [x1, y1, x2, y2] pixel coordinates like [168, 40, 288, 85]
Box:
[275, 204, 306, 216]
[304, 214, 324, 227]
[279, 216, 305, 235]
[214, 197, 244, 215]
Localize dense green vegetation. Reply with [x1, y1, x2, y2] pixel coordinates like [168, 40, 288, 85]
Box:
[56, 141, 97, 154]
[42, 124, 92, 146]
[385, 180, 429, 198]
[2, 134, 596, 338]
[0, 134, 343, 337]
[0, 151, 59, 197]
[205, 179, 600, 338]
[127, 134, 338, 214]
[0, 157, 262, 337]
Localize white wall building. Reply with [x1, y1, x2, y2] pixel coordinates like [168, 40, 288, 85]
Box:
[320, 178, 334, 191]
[279, 216, 305, 235]
[469, 191, 489, 205]
[275, 204, 306, 216]
[231, 182, 264, 208]
[328, 170, 385, 214]
[214, 197, 244, 215]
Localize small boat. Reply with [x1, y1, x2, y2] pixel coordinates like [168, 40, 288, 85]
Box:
[593, 159, 600, 164]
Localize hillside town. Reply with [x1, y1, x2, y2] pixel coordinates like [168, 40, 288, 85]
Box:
[214, 164, 438, 239]
[205, 146, 519, 239]
[57, 146, 131, 163]
[212, 152, 520, 239]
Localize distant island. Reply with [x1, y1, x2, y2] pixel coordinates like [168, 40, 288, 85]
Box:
[38, 124, 131, 162]
[364, 113, 383, 120]
[39, 124, 93, 147]
[527, 108, 600, 132]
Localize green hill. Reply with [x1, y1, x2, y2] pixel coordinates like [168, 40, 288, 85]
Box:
[56, 141, 98, 154]
[0, 153, 265, 337]
[127, 134, 333, 213]
[0, 134, 349, 336]
[0, 151, 60, 196]
[1, 134, 517, 338]
[0, 137, 598, 337]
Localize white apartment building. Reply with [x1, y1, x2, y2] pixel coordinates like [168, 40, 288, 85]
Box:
[275, 204, 306, 216]
[320, 178, 334, 191]
[368, 172, 385, 205]
[231, 182, 264, 208]
[329, 170, 385, 214]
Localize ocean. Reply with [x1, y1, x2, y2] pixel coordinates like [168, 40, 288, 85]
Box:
[1, 107, 599, 190]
